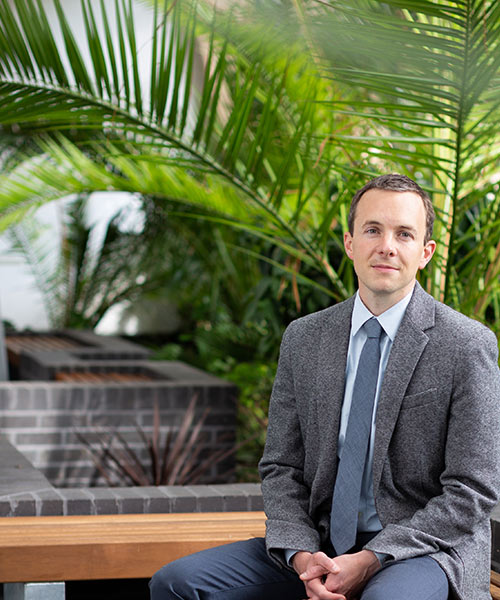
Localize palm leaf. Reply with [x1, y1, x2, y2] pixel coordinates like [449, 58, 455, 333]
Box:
[0, 0, 354, 300]
[287, 0, 500, 317]
[1, 0, 500, 327]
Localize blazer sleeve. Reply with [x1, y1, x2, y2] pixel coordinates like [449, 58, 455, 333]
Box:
[258, 321, 321, 565]
[365, 326, 500, 560]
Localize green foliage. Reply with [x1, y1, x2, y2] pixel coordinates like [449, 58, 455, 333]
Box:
[0, 0, 354, 304]
[188, 324, 277, 481]
[224, 361, 275, 482]
[2, 0, 500, 476]
[1, 0, 500, 333]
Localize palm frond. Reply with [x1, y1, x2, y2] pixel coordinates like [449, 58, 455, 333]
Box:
[1, 0, 500, 325]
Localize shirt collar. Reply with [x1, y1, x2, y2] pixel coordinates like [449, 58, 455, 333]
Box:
[351, 287, 414, 341]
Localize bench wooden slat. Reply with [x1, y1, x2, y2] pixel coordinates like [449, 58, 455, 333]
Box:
[491, 569, 500, 599]
[0, 512, 266, 582]
[0, 516, 265, 545]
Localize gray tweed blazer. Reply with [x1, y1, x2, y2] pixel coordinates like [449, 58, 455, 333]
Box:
[259, 283, 500, 599]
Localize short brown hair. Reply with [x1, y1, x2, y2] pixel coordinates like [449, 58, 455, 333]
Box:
[348, 174, 435, 244]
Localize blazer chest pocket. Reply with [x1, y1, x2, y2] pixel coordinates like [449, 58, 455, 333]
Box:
[400, 387, 438, 410]
[397, 388, 447, 433]
[389, 387, 447, 493]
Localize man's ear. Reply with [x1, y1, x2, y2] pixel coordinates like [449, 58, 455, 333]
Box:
[344, 231, 354, 260]
[419, 239, 436, 270]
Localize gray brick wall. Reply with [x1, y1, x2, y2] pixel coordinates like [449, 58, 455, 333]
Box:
[0, 432, 263, 517]
[0, 374, 238, 487]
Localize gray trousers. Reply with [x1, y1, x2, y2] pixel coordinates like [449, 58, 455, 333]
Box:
[149, 537, 449, 600]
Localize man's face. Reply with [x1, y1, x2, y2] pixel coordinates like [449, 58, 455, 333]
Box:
[343, 188, 436, 314]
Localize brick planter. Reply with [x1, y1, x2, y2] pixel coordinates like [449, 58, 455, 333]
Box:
[2, 331, 238, 487]
[0, 436, 263, 516]
[6, 329, 150, 380]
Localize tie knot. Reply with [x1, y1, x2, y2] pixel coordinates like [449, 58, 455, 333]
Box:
[364, 317, 382, 339]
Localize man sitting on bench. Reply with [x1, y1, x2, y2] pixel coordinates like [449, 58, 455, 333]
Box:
[150, 174, 500, 600]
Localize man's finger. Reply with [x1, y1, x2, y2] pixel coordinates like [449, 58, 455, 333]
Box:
[304, 577, 344, 600]
[300, 566, 329, 581]
[301, 553, 340, 580]
[300, 563, 340, 580]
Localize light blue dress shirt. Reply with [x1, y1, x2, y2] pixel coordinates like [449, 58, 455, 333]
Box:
[285, 287, 413, 566]
[341, 289, 412, 533]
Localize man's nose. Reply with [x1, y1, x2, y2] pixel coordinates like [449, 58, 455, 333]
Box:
[378, 233, 396, 255]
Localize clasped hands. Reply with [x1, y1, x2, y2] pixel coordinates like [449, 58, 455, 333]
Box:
[292, 549, 381, 600]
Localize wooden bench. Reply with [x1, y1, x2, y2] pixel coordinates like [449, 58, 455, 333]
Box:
[492, 569, 500, 600]
[0, 512, 498, 599]
[0, 512, 266, 599]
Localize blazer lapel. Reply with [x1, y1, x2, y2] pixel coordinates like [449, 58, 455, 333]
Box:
[315, 296, 354, 493]
[372, 283, 436, 497]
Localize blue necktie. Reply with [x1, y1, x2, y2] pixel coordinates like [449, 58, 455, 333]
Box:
[330, 317, 383, 555]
